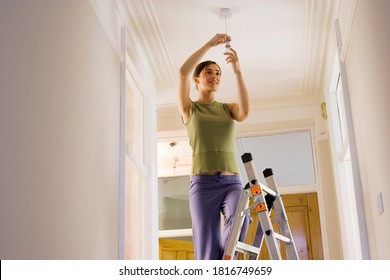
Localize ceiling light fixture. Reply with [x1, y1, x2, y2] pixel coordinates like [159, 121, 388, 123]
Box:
[219, 8, 232, 53]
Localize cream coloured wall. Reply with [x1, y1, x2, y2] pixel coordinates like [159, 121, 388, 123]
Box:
[0, 0, 120, 259]
[342, 0, 390, 259]
[316, 140, 343, 259]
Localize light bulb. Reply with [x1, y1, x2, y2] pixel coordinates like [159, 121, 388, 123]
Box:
[225, 41, 232, 53]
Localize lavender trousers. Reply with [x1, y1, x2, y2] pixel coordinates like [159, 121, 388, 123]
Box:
[189, 172, 251, 260]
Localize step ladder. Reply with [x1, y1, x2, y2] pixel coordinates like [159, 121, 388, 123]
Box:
[223, 153, 299, 260]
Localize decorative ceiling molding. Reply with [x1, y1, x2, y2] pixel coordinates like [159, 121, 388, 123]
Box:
[335, 0, 357, 61]
[120, 0, 341, 121]
[88, 0, 156, 96]
[115, 0, 177, 88]
[301, 0, 335, 99]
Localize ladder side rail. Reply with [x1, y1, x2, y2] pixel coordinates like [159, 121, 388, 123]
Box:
[242, 155, 282, 260]
[273, 197, 299, 260]
[249, 222, 264, 260]
[255, 208, 282, 259]
[264, 172, 299, 260]
[222, 189, 251, 260]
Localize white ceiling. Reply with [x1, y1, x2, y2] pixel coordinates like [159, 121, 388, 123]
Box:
[144, 0, 335, 107]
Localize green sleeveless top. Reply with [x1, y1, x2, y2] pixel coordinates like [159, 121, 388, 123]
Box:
[184, 101, 239, 175]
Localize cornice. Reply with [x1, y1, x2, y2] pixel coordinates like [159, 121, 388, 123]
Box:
[116, 0, 176, 88]
[301, 0, 335, 99]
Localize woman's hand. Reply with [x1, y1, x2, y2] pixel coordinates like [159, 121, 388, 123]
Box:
[207, 33, 231, 48]
[224, 48, 241, 74]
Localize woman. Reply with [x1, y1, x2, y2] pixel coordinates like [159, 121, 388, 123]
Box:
[177, 33, 251, 260]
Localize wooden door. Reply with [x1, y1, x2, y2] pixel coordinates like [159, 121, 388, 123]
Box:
[159, 239, 195, 260]
[159, 193, 323, 260]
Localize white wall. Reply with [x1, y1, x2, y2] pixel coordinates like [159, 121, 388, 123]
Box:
[0, 0, 120, 259]
[342, 0, 390, 259]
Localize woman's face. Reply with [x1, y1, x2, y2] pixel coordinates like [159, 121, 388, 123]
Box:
[195, 64, 221, 92]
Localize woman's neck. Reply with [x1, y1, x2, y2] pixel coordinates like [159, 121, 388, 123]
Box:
[197, 91, 216, 104]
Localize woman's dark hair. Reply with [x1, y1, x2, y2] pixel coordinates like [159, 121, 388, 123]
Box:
[193, 60, 221, 79]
